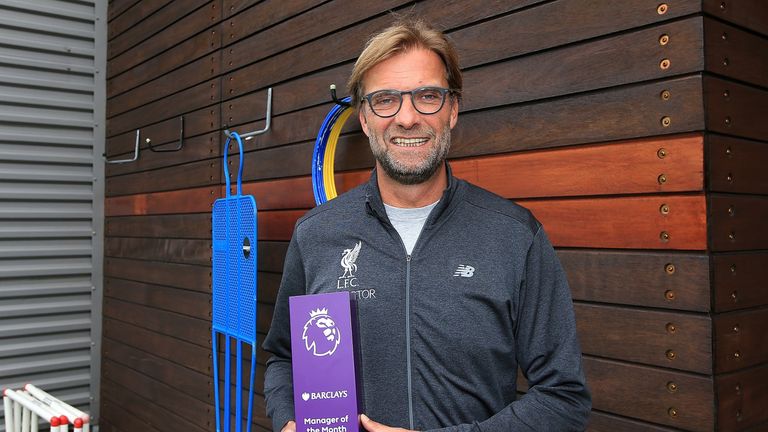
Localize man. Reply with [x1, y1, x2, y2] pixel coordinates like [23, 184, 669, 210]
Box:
[263, 18, 591, 431]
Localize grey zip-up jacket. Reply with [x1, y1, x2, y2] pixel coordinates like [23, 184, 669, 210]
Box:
[263, 167, 591, 431]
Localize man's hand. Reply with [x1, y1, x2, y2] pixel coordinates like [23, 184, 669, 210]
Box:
[281, 420, 296, 432]
[360, 414, 417, 432]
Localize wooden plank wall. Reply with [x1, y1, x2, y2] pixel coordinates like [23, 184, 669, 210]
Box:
[102, 1, 768, 431]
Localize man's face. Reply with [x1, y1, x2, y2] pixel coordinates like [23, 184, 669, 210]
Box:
[359, 48, 459, 185]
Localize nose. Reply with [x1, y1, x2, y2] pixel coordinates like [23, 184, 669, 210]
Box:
[393, 94, 419, 129]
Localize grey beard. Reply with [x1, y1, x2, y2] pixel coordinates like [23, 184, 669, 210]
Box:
[369, 127, 451, 185]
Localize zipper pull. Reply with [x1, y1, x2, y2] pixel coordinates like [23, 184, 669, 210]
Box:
[406, 255, 411, 262]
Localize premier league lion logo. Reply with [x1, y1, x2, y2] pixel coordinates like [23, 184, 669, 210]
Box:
[302, 308, 340, 357]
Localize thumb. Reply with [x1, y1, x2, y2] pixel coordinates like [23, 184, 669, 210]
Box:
[360, 414, 381, 430]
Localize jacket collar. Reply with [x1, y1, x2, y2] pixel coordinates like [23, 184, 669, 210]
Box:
[364, 163, 463, 228]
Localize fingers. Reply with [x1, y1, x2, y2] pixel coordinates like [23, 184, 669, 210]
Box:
[281, 420, 297, 432]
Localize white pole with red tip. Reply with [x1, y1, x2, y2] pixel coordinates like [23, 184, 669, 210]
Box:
[23, 385, 88, 432]
[73, 418, 83, 432]
[3, 389, 58, 432]
[4, 395, 13, 432]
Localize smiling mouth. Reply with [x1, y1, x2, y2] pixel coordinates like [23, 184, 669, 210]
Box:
[392, 137, 429, 147]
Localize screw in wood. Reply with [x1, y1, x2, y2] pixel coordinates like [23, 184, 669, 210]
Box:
[659, 34, 670, 45]
[665, 263, 676, 274]
[658, 173, 668, 184]
[660, 58, 671, 70]
[657, 147, 668, 158]
[660, 90, 671, 101]
[666, 381, 678, 393]
[666, 323, 676, 333]
[657, 3, 669, 14]
[665, 290, 676, 300]
[660, 204, 670, 215]
[661, 116, 672, 127]
[666, 349, 676, 360]
[668, 407, 678, 417]
[660, 231, 670, 242]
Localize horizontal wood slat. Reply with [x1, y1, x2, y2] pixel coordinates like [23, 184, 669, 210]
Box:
[709, 194, 768, 251]
[561, 249, 710, 311]
[105, 237, 211, 266]
[105, 277, 210, 320]
[452, 75, 705, 160]
[107, 26, 221, 99]
[576, 304, 711, 373]
[108, 0, 173, 41]
[108, 53, 221, 118]
[106, 213, 211, 239]
[584, 356, 714, 431]
[714, 308, 768, 373]
[108, 1, 219, 79]
[452, 134, 704, 198]
[223, 0, 412, 72]
[705, 76, 768, 142]
[712, 252, 768, 312]
[105, 257, 211, 293]
[522, 195, 707, 250]
[107, 79, 221, 138]
[101, 387, 176, 432]
[103, 338, 211, 406]
[454, 0, 702, 69]
[105, 133, 706, 214]
[108, 0, 210, 60]
[703, 0, 768, 37]
[705, 18, 768, 89]
[716, 363, 768, 431]
[104, 297, 210, 348]
[101, 360, 213, 429]
[708, 134, 768, 195]
[105, 186, 218, 216]
[463, 17, 704, 112]
[104, 318, 210, 376]
[588, 410, 678, 432]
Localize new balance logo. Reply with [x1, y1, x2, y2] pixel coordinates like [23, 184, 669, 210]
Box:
[453, 265, 475, 278]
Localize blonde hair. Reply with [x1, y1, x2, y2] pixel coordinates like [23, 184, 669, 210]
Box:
[347, 18, 462, 108]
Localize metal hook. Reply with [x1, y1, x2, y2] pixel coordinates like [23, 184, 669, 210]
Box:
[330, 84, 351, 107]
[149, 115, 184, 152]
[224, 87, 272, 140]
[105, 129, 140, 164]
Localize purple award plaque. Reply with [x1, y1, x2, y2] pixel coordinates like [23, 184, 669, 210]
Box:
[290, 291, 359, 432]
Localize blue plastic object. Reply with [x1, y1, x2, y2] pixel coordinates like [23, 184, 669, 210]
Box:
[212, 132, 257, 432]
[311, 96, 351, 205]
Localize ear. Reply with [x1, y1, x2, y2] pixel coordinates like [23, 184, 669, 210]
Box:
[448, 97, 459, 130]
[359, 108, 371, 137]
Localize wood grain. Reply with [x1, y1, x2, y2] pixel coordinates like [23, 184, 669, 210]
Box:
[106, 213, 211, 239]
[714, 308, 768, 373]
[703, 0, 768, 36]
[709, 194, 768, 251]
[105, 237, 211, 266]
[713, 252, 768, 312]
[584, 356, 714, 431]
[522, 195, 708, 250]
[105, 186, 218, 217]
[104, 257, 211, 293]
[716, 363, 768, 431]
[705, 76, 768, 142]
[576, 303, 712, 373]
[708, 134, 768, 195]
[561, 249, 710, 311]
[705, 18, 768, 89]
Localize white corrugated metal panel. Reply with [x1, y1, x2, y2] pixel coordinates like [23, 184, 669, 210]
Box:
[0, 0, 103, 429]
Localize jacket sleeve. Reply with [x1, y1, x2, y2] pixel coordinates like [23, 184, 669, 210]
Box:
[430, 227, 591, 432]
[262, 235, 307, 431]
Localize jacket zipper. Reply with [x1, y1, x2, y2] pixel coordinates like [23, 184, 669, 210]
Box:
[405, 254, 414, 430]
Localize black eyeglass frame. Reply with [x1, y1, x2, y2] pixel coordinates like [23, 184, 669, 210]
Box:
[362, 86, 457, 118]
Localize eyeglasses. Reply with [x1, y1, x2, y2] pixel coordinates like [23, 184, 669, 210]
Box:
[362, 87, 455, 118]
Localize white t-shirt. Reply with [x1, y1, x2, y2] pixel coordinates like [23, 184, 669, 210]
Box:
[384, 200, 439, 255]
